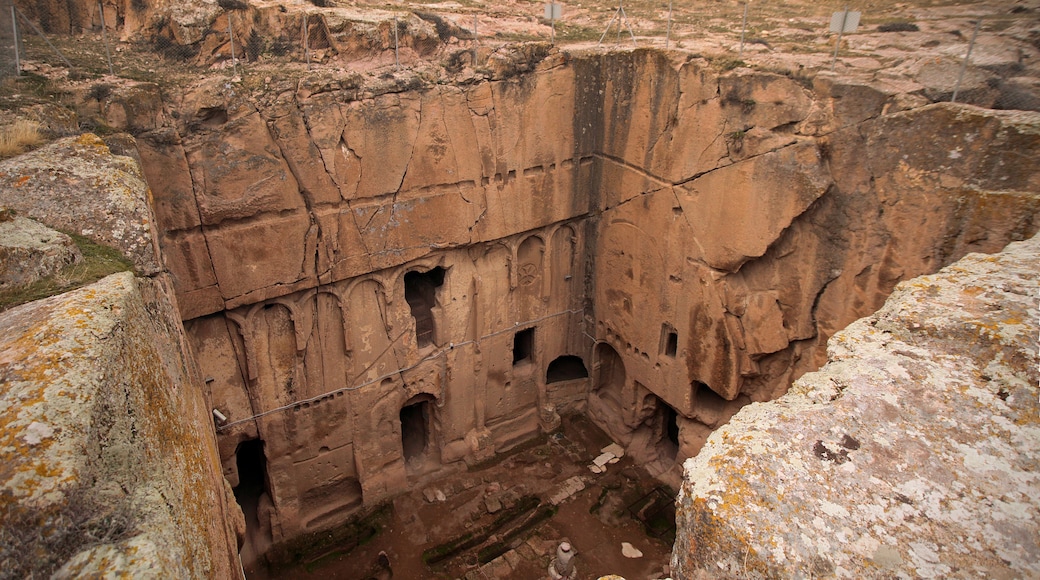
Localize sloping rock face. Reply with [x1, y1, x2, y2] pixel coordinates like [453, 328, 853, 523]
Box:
[0, 134, 162, 276]
[0, 141, 242, 577]
[673, 234, 1040, 579]
[0, 273, 242, 579]
[125, 48, 1039, 558]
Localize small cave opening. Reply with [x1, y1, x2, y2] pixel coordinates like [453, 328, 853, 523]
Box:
[660, 324, 678, 358]
[657, 403, 682, 461]
[400, 398, 431, 468]
[234, 438, 267, 522]
[233, 439, 269, 566]
[546, 355, 589, 383]
[405, 267, 445, 348]
[664, 405, 680, 453]
[513, 327, 534, 365]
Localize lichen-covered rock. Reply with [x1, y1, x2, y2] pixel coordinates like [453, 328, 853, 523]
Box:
[673, 235, 1040, 579]
[0, 214, 81, 288]
[0, 272, 242, 578]
[0, 134, 161, 276]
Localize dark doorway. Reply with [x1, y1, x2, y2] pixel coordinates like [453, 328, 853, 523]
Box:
[405, 267, 445, 347]
[233, 439, 269, 567]
[663, 404, 680, 461]
[400, 400, 430, 464]
[660, 324, 678, 358]
[233, 439, 267, 513]
[545, 355, 589, 383]
[513, 327, 534, 365]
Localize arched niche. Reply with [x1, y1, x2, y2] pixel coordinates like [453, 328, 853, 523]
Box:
[545, 355, 589, 384]
[593, 342, 626, 408]
[255, 302, 302, 407]
[516, 235, 545, 290]
[404, 266, 445, 348]
[400, 393, 438, 474]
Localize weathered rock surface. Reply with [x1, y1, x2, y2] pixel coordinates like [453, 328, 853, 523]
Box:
[0, 134, 161, 276]
[0, 273, 241, 579]
[0, 137, 243, 578]
[673, 235, 1040, 579]
[118, 47, 1040, 554]
[0, 214, 81, 288]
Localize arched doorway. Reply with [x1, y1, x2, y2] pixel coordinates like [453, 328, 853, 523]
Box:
[400, 394, 437, 474]
[593, 343, 625, 407]
[545, 355, 589, 383]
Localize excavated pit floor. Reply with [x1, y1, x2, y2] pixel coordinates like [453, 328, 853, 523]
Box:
[251, 414, 673, 579]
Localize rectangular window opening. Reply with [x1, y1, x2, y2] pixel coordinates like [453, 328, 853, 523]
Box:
[513, 327, 535, 365]
[661, 324, 678, 358]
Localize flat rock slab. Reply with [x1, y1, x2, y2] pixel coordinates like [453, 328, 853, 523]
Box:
[0, 214, 80, 288]
[674, 235, 1040, 579]
[548, 476, 586, 506]
[600, 443, 625, 458]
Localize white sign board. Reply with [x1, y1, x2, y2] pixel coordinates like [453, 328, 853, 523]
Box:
[829, 10, 861, 34]
[544, 3, 563, 20]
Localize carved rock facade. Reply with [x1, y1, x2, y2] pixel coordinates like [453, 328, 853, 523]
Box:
[127, 49, 1040, 558]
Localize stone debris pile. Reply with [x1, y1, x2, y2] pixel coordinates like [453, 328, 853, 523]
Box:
[588, 443, 625, 474]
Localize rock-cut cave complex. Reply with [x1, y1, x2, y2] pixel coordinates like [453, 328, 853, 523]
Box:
[1, 36, 1038, 580]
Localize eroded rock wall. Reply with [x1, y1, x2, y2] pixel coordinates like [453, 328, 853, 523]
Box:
[579, 50, 1039, 481]
[672, 233, 1040, 579]
[0, 137, 242, 578]
[129, 48, 1039, 554]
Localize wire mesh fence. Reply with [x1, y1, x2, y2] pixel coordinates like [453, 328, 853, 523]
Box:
[1, 1, 1037, 112]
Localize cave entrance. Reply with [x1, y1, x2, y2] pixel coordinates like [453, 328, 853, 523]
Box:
[405, 267, 445, 348]
[546, 355, 589, 383]
[513, 327, 535, 365]
[662, 403, 680, 461]
[401, 395, 435, 472]
[593, 343, 626, 408]
[233, 438, 271, 564]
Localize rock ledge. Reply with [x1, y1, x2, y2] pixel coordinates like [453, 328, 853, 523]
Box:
[674, 235, 1040, 579]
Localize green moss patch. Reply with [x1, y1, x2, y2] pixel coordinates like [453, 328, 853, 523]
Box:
[0, 232, 135, 312]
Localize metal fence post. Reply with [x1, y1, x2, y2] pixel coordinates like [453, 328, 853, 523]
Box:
[665, 0, 672, 48]
[15, 8, 74, 70]
[393, 14, 400, 70]
[11, 5, 19, 76]
[98, 2, 114, 75]
[830, 6, 849, 72]
[302, 16, 310, 69]
[228, 14, 238, 77]
[951, 18, 981, 104]
[738, 2, 748, 60]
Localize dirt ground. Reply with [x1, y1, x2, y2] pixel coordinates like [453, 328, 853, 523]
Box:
[249, 414, 675, 580]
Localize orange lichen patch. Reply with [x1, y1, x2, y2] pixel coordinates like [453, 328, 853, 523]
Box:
[13, 175, 30, 187]
[73, 133, 108, 151]
[962, 286, 986, 296]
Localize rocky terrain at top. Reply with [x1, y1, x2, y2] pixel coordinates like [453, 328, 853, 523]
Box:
[8, 0, 1040, 114]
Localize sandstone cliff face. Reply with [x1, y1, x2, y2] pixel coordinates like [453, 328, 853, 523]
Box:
[673, 234, 1040, 579]
[0, 138, 242, 578]
[124, 48, 1039, 556]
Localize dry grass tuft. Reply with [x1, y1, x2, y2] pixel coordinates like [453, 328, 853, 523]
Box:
[0, 120, 45, 160]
